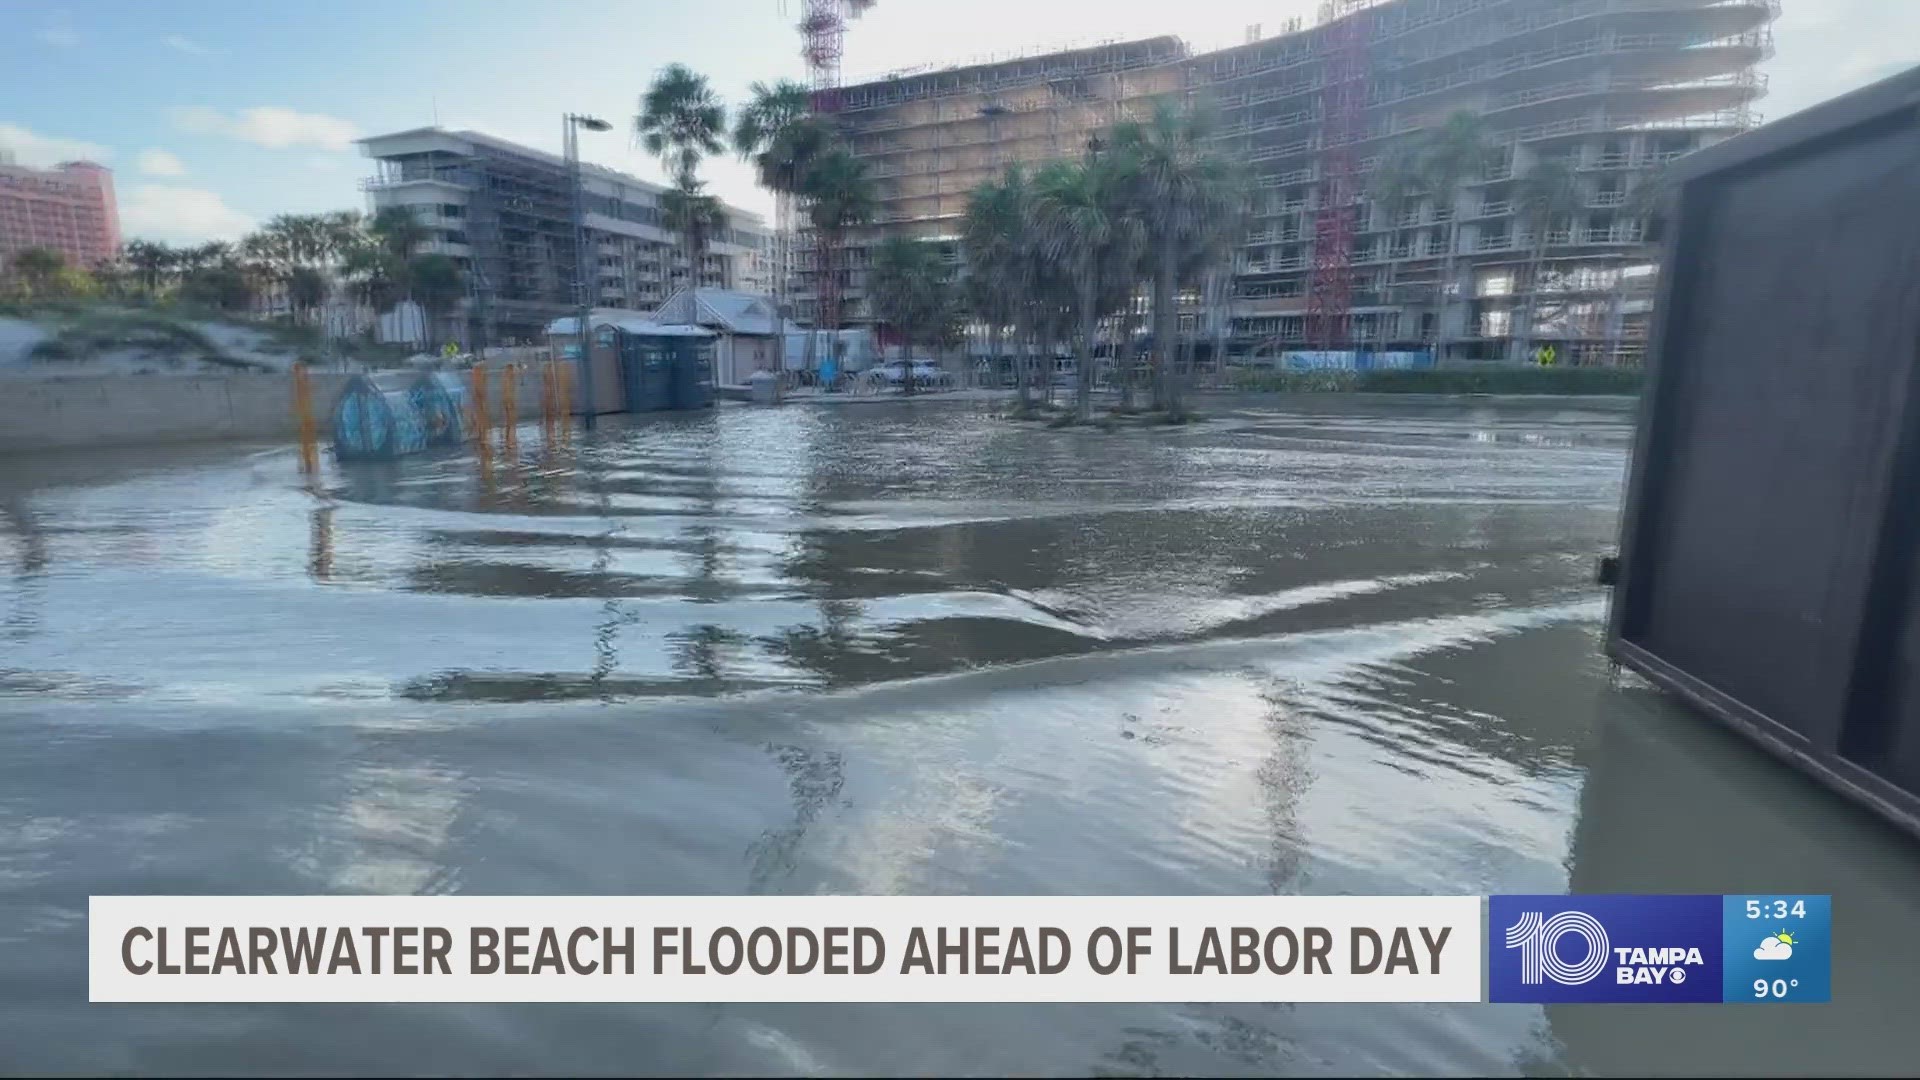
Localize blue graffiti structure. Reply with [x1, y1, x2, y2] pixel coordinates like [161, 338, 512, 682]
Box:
[331, 371, 470, 460]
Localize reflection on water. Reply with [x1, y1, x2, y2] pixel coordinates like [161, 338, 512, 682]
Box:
[1, 398, 1914, 1075]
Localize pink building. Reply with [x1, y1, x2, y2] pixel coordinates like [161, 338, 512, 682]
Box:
[0, 159, 121, 270]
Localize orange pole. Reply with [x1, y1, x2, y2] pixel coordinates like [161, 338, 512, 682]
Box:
[554, 358, 574, 443]
[470, 364, 493, 470]
[292, 362, 319, 476]
[500, 362, 519, 454]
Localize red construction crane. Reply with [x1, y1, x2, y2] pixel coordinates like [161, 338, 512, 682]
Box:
[800, 0, 874, 115]
[1305, 0, 1376, 352]
[796, 0, 875, 362]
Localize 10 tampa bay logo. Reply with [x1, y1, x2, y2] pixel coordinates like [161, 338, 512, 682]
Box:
[1488, 896, 1723, 1003]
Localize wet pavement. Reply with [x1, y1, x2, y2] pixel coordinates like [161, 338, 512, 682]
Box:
[1, 397, 1915, 1075]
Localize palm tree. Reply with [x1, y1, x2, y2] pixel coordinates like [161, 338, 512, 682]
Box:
[638, 64, 727, 184]
[323, 211, 365, 264]
[1511, 160, 1582, 363]
[122, 240, 176, 297]
[174, 241, 231, 276]
[367, 206, 426, 264]
[734, 79, 832, 316]
[798, 146, 875, 376]
[661, 179, 728, 291]
[1411, 110, 1495, 361]
[288, 265, 328, 324]
[1108, 98, 1247, 418]
[1028, 156, 1141, 424]
[869, 235, 957, 395]
[241, 227, 294, 319]
[341, 242, 407, 318]
[408, 253, 466, 349]
[962, 165, 1035, 411]
[638, 64, 727, 289]
[340, 206, 431, 333]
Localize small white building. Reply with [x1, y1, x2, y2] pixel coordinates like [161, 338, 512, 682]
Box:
[649, 287, 791, 387]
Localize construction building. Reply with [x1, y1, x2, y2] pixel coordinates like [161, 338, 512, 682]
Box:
[0, 152, 120, 272]
[358, 128, 775, 348]
[802, 0, 1778, 366]
[806, 36, 1190, 330]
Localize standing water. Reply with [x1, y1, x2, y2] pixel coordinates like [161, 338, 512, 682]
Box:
[1, 398, 1914, 1074]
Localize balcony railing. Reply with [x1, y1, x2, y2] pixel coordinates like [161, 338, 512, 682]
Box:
[1219, 110, 1318, 140]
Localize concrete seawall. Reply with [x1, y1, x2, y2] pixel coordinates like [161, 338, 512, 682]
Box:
[0, 369, 556, 453]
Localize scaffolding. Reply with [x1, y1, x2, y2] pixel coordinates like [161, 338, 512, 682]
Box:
[811, 0, 1778, 359]
[838, 37, 1188, 113]
[1306, 0, 1375, 349]
[457, 147, 581, 344]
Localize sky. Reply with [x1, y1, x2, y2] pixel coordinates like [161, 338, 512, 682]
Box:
[1, 0, 1912, 247]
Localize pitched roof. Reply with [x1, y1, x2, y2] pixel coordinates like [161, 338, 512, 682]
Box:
[655, 287, 787, 336]
[546, 307, 652, 335]
[595, 318, 714, 337]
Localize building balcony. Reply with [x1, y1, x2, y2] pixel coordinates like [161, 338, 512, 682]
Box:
[1502, 107, 1753, 145]
[1198, 0, 1776, 93]
[360, 173, 469, 192]
[1219, 109, 1318, 140]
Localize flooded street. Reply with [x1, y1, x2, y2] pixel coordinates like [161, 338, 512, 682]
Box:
[2, 397, 1916, 1075]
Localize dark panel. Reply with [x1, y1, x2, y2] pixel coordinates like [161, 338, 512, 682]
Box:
[1622, 114, 1920, 747]
[1608, 63, 1920, 839]
[1851, 409, 1920, 790]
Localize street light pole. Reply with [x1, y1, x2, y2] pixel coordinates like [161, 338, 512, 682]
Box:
[565, 112, 612, 429]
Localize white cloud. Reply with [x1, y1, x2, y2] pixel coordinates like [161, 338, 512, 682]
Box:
[1754, 936, 1793, 961]
[160, 34, 214, 57]
[136, 149, 187, 177]
[119, 185, 254, 245]
[171, 106, 360, 152]
[37, 28, 80, 48]
[0, 122, 111, 167]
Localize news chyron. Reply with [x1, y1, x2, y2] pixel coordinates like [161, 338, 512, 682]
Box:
[90, 894, 1829, 1004]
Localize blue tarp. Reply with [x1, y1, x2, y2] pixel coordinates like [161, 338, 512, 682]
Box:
[1281, 350, 1435, 372]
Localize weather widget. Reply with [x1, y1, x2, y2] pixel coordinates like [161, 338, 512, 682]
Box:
[1722, 895, 1831, 1003]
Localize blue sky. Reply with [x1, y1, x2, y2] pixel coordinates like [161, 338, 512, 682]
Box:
[2, 0, 1910, 246]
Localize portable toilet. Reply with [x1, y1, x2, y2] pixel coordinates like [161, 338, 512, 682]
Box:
[610, 323, 678, 413]
[601, 319, 716, 412]
[671, 333, 716, 410]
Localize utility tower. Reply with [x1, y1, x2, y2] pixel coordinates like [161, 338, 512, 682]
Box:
[1305, 0, 1375, 352]
[798, 0, 874, 362]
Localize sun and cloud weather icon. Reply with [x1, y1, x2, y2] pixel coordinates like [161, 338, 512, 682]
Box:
[1754, 931, 1797, 961]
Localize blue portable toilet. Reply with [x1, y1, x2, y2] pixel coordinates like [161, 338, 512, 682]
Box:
[594, 319, 715, 412]
[671, 333, 716, 410]
[600, 319, 687, 413]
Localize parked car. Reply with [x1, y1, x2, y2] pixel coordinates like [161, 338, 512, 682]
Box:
[867, 359, 951, 389]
